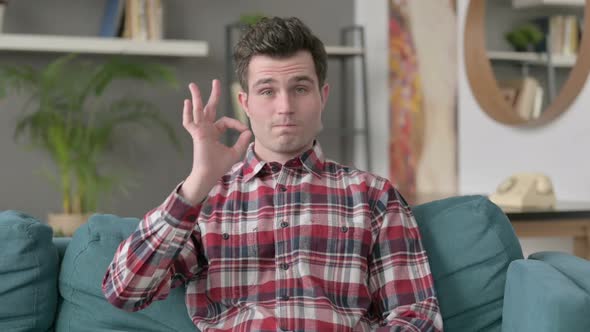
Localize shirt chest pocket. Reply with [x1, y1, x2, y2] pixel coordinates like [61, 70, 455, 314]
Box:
[213, 219, 259, 260]
[200, 220, 258, 264]
[202, 219, 261, 301]
[302, 214, 372, 261]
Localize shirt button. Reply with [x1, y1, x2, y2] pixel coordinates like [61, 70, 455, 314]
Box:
[280, 263, 289, 270]
[280, 221, 289, 228]
[222, 233, 230, 240]
[280, 294, 290, 301]
[278, 185, 287, 192]
[341, 226, 349, 233]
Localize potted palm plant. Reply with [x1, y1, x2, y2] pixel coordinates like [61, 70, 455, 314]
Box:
[0, 53, 181, 236]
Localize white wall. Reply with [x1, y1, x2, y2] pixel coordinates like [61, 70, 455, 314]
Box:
[354, 0, 389, 179]
[457, 0, 590, 255]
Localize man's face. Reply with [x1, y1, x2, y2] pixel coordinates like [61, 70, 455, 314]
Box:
[238, 50, 329, 162]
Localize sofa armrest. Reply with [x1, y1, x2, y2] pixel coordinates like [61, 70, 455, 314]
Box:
[502, 252, 590, 332]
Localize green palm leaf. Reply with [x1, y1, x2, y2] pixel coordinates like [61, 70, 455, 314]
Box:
[0, 53, 180, 214]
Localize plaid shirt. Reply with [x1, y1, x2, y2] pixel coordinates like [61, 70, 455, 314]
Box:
[102, 142, 442, 331]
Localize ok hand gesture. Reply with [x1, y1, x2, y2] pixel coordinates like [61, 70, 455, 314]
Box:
[180, 79, 252, 204]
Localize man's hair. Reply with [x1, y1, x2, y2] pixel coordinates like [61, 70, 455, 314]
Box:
[233, 17, 328, 92]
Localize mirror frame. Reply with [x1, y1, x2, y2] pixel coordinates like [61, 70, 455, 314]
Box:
[464, 0, 590, 127]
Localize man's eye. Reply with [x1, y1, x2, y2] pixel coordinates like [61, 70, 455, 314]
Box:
[260, 89, 273, 96]
[295, 87, 308, 94]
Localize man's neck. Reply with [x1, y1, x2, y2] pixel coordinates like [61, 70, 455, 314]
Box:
[253, 141, 314, 164]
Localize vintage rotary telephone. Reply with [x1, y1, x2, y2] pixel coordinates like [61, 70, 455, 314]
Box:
[489, 173, 556, 209]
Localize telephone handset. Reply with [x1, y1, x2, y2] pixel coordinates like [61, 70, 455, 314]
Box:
[488, 173, 556, 209]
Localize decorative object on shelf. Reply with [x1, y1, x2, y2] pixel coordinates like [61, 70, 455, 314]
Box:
[464, 0, 590, 127]
[0, 54, 181, 235]
[505, 23, 544, 52]
[0, 0, 7, 33]
[238, 13, 266, 27]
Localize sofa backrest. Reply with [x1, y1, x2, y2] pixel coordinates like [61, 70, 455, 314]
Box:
[0, 210, 59, 332]
[0, 194, 524, 331]
[54, 214, 196, 332]
[412, 195, 524, 332]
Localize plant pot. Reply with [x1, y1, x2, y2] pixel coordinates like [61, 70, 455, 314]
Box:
[48, 213, 91, 237]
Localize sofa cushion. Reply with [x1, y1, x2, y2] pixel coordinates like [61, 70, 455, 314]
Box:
[0, 210, 59, 332]
[412, 195, 524, 332]
[502, 252, 590, 332]
[54, 214, 197, 332]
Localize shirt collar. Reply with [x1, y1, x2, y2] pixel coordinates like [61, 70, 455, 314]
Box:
[241, 141, 325, 182]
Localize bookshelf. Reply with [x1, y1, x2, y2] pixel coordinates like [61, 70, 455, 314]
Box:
[488, 51, 576, 67]
[512, 0, 584, 8]
[0, 34, 209, 57]
[324, 46, 365, 57]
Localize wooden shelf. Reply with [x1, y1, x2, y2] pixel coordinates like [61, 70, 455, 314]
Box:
[512, 0, 584, 8]
[0, 34, 209, 57]
[488, 50, 577, 67]
[325, 46, 364, 57]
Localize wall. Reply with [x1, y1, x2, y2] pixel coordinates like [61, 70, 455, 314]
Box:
[353, 0, 389, 179]
[458, 0, 590, 255]
[0, 0, 354, 220]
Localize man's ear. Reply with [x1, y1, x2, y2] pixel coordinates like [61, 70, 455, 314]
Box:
[320, 83, 330, 110]
[238, 90, 250, 118]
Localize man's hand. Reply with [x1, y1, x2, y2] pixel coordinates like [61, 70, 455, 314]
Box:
[179, 79, 252, 205]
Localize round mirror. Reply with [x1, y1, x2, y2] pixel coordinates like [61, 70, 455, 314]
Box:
[465, 0, 590, 127]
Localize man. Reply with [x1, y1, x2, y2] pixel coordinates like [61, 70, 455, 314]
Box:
[103, 17, 443, 331]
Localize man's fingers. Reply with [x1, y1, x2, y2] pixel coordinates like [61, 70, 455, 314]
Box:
[214, 116, 249, 133]
[232, 130, 253, 156]
[204, 79, 221, 121]
[182, 99, 193, 127]
[189, 83, 203, 123]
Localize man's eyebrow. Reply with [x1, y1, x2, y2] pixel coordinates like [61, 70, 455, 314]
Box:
[290, 75, 315, 84]
[252, 78, 276, 88]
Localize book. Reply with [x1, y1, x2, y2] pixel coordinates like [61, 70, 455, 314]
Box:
[532, 85, 544, 119]
[99, 0, 125, 37]
[498, 77, 540, 120]
[147, 0, 164, 40]
[122, 0, 161, 40]
[531, 15, 581, 55]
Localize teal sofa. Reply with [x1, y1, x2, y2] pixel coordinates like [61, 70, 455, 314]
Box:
[1, 195, 589, 331]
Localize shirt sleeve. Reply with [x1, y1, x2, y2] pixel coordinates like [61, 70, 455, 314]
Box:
[101, 183, 204, 312]
[367, 181, 443, 331]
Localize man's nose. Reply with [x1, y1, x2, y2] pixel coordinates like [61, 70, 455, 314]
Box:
[276, 92, 294, 114]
